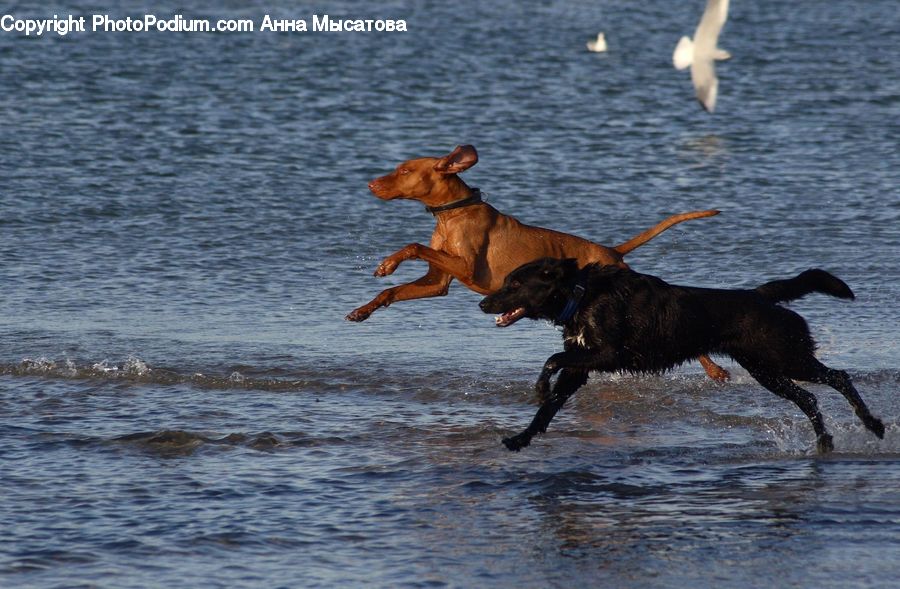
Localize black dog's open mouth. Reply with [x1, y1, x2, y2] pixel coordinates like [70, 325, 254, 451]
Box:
[494, 307, 526, 327]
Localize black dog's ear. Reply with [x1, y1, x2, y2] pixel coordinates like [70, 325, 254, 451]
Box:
[561, 258, 580, 273]
[538, 258, 579, 282]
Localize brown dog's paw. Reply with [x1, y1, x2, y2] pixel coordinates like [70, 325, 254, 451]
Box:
[706, 365, 731, 382]
[699, 356, 730, 382]
[374, 259, 399, 277]
[345, 307, 372, 322]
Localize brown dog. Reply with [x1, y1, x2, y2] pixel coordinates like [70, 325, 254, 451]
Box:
[346, 145, 728, 380]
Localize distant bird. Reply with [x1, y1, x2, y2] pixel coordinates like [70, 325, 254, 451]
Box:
[586, 32, 607, 53]
[673, 0, 731, 112]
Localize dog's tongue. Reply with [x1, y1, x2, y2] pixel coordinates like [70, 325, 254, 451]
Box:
[495, 307, 525, 327]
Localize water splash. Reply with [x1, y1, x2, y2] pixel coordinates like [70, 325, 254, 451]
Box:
[90, 356, 151, 377]
[764, 419, 899, 456]
[19, 357, 78, 377]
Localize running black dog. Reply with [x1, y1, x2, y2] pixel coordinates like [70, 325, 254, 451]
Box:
[480, 258, 885, 453]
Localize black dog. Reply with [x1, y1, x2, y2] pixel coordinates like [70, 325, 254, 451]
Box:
[480, 258, 885, 453]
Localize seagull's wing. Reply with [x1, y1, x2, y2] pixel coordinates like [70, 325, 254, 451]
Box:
[691, 58, 718, 112]
[690, 0, 728, 112]
[693, 0, 729, 55]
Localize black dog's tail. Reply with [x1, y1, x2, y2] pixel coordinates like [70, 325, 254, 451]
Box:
[756, 269, 855, 303]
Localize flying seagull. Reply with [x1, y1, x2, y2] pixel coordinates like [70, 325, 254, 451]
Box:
[673, 0, 731, 112]
[587, 32, 607, 53]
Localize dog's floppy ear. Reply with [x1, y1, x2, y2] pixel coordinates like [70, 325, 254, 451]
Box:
[434, 145, 478, 174]
[560, 258, 580, 275]
[540, 258, 579, 281]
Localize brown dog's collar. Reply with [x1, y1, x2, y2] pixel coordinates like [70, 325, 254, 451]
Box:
[425, 188, 483, 215]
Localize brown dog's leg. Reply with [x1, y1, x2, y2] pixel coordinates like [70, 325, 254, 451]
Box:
[699, 355, 730, 381]
[374, 243, 487, 294]
[346, 268, 452, 322]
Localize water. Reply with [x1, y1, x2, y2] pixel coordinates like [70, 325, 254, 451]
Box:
[1, 0, 899, 587]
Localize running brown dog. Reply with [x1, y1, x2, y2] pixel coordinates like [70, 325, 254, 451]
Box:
[345, 144, 728, 380]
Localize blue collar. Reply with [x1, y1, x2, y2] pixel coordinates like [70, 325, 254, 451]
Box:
[557, 271, 587, 323]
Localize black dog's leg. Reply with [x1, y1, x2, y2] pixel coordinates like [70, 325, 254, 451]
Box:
[800, 360, 885, 439]
[535, 349, 608, 401]
[746, 368, 834, 453]
[504, 368, 589, 452]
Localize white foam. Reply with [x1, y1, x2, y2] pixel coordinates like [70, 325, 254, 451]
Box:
[123, 355, 151, 377]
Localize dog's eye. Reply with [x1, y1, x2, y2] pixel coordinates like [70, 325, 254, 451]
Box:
[398, 168, 410, 175]
[510, 280, 521, 289]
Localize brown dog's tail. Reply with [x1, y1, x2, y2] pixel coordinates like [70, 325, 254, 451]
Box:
[755, 269, 855, 303]
[614, 210, 719, 255]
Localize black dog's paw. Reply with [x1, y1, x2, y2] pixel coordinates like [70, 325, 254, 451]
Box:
[816, 433, 835, 454]
[503, 433, 532, 452]
[866, 416, 886, 439]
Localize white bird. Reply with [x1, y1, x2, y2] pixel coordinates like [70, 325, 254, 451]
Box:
[586, 32, 607, 53]
[673, 0, 731, 112]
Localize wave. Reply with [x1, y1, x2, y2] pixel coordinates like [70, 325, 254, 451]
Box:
[5, 353, 898, 460]
[19, 428, 351, 457]
[106, 422, 900, 461]
[4, 355, 898, 397]
[0, 355, 529, 400]
[2, 355, 365, 394]
[112, 429, 348, 455]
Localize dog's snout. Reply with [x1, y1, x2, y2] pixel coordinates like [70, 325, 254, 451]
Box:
[368, 176, 395, 199]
